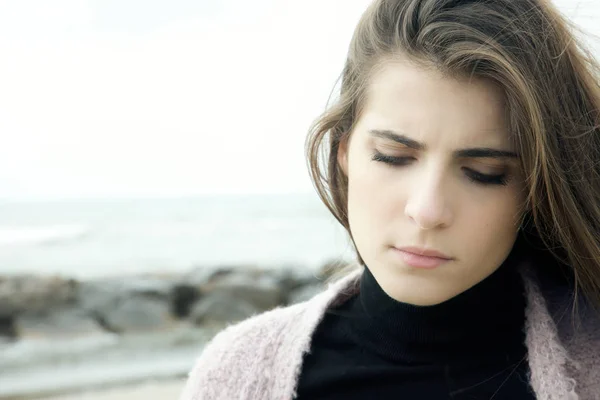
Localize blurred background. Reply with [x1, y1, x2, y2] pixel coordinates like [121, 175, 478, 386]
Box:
[0, 0, 598, 399]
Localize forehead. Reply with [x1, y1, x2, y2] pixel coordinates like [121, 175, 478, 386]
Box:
[359, 60, 510, 147]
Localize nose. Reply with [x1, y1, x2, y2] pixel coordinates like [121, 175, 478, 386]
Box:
[404, 173, 453, 230]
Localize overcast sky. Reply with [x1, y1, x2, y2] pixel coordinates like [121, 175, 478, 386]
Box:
[0, 0, 596, 200]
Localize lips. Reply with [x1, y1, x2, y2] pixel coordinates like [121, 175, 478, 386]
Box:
[395, 246, 452, 260]
[392, 246, 454, 269]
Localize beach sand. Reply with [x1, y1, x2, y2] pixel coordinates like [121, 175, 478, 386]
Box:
[38, 380, 185, 400]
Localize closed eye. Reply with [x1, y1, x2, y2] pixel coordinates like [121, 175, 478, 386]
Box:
[371, 151, 509, 186]
[463, 168, 508, 185]
[371, 152, 414, 166]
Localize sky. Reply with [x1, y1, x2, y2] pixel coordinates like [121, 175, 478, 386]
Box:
[0, 0, 597, 200]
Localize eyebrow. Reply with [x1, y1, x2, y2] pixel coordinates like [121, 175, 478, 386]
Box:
[369, 129, 519, 159]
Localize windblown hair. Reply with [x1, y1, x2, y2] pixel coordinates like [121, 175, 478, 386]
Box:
[305, 0, 600, 308]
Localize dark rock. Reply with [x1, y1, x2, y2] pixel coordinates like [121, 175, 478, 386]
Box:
[0, 275, 78, 317]
[270, 265, 320, 292]
[77, 277, 172, 311]
[100, 296, 174, 333]
[0, 316, 16, 338]
[15, 308, 105, 339]
[287, 284, 325, 305]
[174, 265, 282, 322]
[170, 284, 200, 318]
[185, 267, 293, 326]
[77, 278, 175, 333]
[169, 266, 235, 320]
[190, 292, 260, 325]
[182, 265, 239, 288]
[204, 272, 284, 311]
[77, 281, 121, 315]
[120, 278, 172, 297]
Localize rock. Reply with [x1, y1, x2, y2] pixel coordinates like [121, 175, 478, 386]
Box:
[190, 291, 261, 325]
[0, 275, 78, 317]
[170, 284, 200, 318]
[77, 278, 175, 333]
[0, 316, 16, 338]
[15, 308, 105, 339]
[78, 277, 172, 309]
[172, 265, 279, 321]
[204, 272, 284, 311]
[287, 284, 325, 305]
[270, 265, 320, 292]
[120, 278, 172, 297]
[101, 296, 174, 333]
[169, 265, 233, 320]
[77, 281, 122, 317]
[182, 265, 239, 287]
[186, 268, 290, 326]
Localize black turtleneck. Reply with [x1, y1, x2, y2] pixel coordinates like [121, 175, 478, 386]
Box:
[295, 254, 535, 399]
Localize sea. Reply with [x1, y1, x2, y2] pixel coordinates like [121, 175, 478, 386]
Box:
[0, 193, 354, 279]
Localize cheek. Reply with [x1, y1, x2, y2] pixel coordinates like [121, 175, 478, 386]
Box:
[347, 156, 404, 231]
[348, 152, 390, 203]
[459, 192, 522, 252]
[347, 159, 378, 221]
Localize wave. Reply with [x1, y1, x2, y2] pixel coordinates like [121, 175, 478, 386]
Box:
[0, 225, 91, 247]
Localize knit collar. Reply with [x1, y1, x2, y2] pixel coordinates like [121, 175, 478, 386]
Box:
[342, 251, 528, 365]
[311, 256, 593, 398]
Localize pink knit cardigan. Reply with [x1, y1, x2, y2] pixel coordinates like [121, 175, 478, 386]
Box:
[180, 265, 600, 400]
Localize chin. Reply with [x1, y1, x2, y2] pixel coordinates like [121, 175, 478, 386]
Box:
[377, 268, 460, 305]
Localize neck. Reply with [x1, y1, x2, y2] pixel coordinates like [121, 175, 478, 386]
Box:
[345, 252, 528, 365]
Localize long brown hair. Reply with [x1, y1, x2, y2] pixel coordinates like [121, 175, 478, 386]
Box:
[305, 0, 600, 308]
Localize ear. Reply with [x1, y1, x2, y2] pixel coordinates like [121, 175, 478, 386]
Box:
[337, 135, 349, 176]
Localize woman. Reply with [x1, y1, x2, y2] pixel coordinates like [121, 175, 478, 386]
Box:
[180, 0, 600, 398]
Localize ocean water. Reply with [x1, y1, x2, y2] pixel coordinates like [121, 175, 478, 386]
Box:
[0, 194, 354, 279]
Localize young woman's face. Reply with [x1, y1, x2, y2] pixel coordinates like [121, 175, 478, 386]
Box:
[338, 59, 527, 305]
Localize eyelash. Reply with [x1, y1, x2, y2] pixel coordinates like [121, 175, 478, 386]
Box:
[371, 152, 508, 186]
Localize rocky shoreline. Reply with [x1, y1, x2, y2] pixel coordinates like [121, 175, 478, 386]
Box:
[0, 261, 347, 399]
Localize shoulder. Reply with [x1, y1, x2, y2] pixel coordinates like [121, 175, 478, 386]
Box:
[178, 267, 363, 400]
[522, 262, 600, 396]
[196, 300, 309, 365]
[178, 291, 334, 400]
